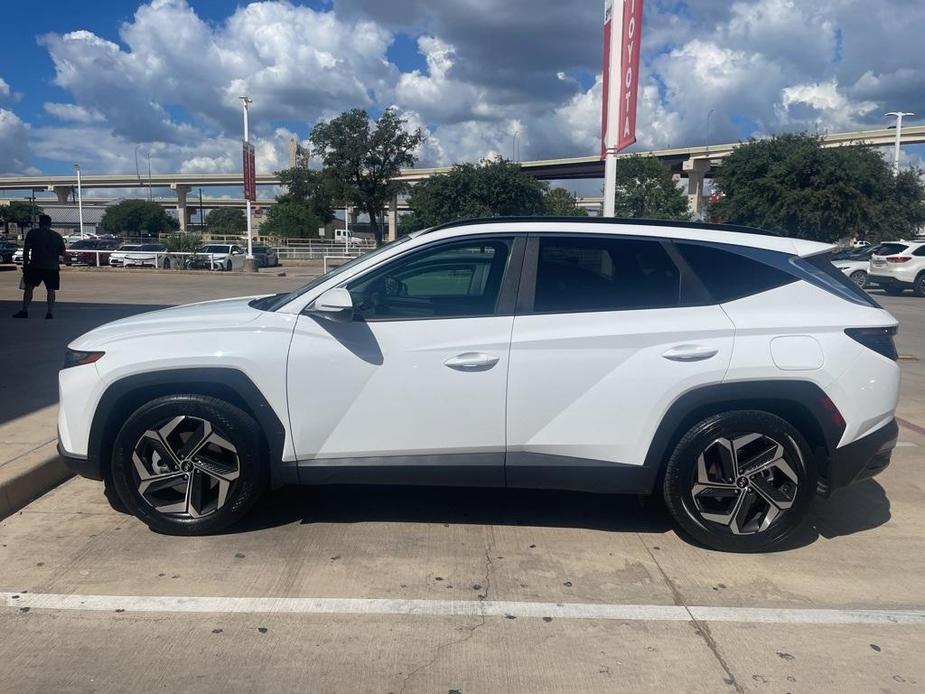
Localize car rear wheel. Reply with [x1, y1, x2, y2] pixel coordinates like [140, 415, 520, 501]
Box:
[913, 272, 925, 297]
[849, 270, 867, 287]
[162, 257, 171, 270]
[662, 411, 815, 552]
[110, 395, 267, 535]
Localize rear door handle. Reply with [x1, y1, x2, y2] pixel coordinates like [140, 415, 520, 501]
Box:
[444, 352, 500, 370]
[662, 345, 719, 362]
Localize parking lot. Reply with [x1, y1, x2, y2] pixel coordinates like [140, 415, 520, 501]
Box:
[1, 266, 924, 693]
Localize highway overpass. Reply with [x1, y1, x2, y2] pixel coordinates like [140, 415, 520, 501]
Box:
[1, 124, 923, 234]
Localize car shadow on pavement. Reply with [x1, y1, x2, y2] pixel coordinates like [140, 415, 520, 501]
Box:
[238, 485, 675, 535]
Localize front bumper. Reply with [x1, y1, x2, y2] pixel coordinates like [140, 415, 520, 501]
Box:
[57, 440, 102, 481]
[820, 419, 898, 494]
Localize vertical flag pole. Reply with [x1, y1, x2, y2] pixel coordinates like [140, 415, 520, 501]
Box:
[602, 0, 623, 218]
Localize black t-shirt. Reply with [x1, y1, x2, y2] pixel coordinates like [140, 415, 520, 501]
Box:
[24, 227, 66, 270]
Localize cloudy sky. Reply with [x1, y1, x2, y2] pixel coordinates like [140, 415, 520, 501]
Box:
[0, 0, 923, 180]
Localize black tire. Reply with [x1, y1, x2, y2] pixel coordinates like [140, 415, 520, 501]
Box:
[883, 286, 905, 296]
[849, 270, 867, 288]
[162, 257, 172, 270]
[110, 395, 267, 535]
[662, 411, 816, 553]
[224, 259, 232, 272]
[913, 272, 925, 298]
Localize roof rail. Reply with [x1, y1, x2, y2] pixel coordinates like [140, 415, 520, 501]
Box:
[418, 215, 781, 238]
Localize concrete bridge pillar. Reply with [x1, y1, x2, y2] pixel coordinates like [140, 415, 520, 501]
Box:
[387, 196, 398, 242]
[51, 186, 73, 203]
[172, 184, 191, 232]
[683, 158, 711, 220]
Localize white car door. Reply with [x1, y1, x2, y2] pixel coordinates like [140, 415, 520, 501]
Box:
[505, 234, 735, 492]
[286, 236, 523, 486]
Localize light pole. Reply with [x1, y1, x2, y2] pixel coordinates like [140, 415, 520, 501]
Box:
[74, 163, 85, 238]
[240, 95, 254, 264]
[512, 129, 519, 162]
[886, 111, 915, 175]
[199, 188, 204, 233]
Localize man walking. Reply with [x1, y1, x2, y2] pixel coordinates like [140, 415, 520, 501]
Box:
[13, 214, 66, 319]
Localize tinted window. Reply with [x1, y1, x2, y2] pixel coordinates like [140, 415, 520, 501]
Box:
[876, 243, 909, 256]
[913, 245, 925, 257]
[533, 237, 680, 312]
[797, 252, 880, 308]
[348, 238, 512, 320]
[675, 243, 795, 302]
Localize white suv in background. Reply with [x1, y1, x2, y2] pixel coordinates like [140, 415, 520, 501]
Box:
[868, 240, 925, 296]
[57, 218, 900, 552]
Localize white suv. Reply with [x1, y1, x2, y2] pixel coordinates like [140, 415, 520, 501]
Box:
[868, 240, 925, 296]
[58, 218, 900, 552]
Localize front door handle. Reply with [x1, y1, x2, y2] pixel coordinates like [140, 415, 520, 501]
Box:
[662, 345, 719, 362]
[444, 352, 500, 371]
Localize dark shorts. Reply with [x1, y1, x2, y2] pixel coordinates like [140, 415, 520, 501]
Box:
[24, 267, 61, 290]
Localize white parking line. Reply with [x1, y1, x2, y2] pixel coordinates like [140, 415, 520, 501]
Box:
[3, 592, 924, 625]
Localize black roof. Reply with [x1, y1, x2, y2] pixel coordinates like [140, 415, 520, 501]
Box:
[419, 216, 781, 238]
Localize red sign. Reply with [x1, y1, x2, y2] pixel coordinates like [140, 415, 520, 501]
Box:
[242, 141, 256, 202]
[601, 0, 644, 157]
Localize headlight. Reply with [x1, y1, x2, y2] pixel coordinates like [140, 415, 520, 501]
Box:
[63, 349, 105, 369]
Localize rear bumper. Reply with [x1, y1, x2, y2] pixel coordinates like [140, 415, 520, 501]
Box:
[57, 440, 102, 481]
[869, 274, 913, 289]
[820, 419, 898, 494]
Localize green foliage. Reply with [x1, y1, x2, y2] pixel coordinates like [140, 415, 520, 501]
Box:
[275, 166, 336, 223]
[205, 208, 245, 234]
[163, 233, 203, 252]
[543, 187, 588, 216]
[1, 201, 40, 232]
[260, 201, 324, 239]
[712, 133, 925, 242]
[612, 155, 690, 221]
[403, 158, 548, 232]
[310, 108, 424, 243]
[101, 199, 179, 236]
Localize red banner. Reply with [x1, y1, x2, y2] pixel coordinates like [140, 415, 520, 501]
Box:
[242, 141, 256, 202]
[601, 0, 644, 157]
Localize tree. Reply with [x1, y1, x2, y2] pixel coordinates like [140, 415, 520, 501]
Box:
[163, 233, 203, 252]
[310, 108, 424, 244]
[712, 133, 925, 242]
[2, 201, 39, 235]
[612, 155, 690, 220]
[205, 208, 245, 234]
[100, 199, 179, 237]
[403, 158, 548, 232]
[275, 165, 336, 223]
[543, 187, 588, 216]
[260, 201, 323, 239]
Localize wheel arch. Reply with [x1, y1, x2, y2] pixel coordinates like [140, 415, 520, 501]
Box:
[89, 368, 289, 488]
[644, 380, 846, 489]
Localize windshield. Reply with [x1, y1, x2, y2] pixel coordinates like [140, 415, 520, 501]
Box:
[198, 245, 230, 253]
[261, 235, 413, 311]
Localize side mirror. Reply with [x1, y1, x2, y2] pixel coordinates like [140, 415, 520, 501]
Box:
[231, 250, 240, 255]
[307, 287, 354, 322]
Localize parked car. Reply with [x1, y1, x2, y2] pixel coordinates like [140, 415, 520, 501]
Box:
[58, 217, 900, 552]
[832, 244, 884, 287]
[64, 232, 98, 245]
[0, 239, 19, 263]
[185, 243, 245, 271]
[868, 240, 925, 296]
[252, 244, 279, 268]
[12, 248, 23, 265]
[110, 243, 170, 269]
[66, 238, 122, 266]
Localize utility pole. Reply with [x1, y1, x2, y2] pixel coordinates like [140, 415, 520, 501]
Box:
[885, 111, 914, 175]
[240, 95, 255, 268]
[74, 163, 85, 238]
[199, 188, 204, 233]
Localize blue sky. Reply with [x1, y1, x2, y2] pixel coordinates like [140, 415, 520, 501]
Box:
[0, 0, 923, 182]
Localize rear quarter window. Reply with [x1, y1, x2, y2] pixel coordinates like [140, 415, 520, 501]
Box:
[674, 242, 796, 303]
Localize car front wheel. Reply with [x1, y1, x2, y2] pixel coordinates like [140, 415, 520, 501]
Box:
[662, 411, 815, 552]
[110, 395, 267, 535]
[849, 270, 867, 287]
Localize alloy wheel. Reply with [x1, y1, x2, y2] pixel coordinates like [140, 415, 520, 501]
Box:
[131, 415, 240, 518]
[689, 433, 799, 535]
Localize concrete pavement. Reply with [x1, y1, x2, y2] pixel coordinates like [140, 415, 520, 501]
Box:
[1, 267, 924, 693]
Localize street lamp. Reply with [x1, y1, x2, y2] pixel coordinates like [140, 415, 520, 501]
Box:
[885, 111, 915, 176]
[74, 163, 85, 238]
[239, 95, 255, 266]
[512, 129, 519, 162]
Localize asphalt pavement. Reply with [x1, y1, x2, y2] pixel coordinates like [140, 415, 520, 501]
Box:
[0, 266, 923, 693]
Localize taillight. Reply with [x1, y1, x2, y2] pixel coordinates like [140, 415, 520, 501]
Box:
[886, 256, 911, 263]
[845, 326, 898, 360]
